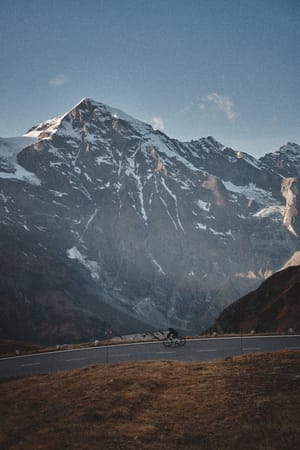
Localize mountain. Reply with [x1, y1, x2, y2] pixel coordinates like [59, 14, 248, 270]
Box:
[1, 97, 300, 343]
[210, 264, 300, 334]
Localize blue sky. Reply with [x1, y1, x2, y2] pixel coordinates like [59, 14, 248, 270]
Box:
[0, 0, 299, 157]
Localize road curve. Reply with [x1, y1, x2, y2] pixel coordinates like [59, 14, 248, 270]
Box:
[0, 335, 299, 379]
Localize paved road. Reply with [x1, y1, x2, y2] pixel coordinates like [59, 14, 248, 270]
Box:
[1, 335, 299, 379]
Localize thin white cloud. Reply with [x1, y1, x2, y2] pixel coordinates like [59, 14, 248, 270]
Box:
[48, 74, 70, 87]
[151, 116, 165, 131]
[200, 93, 238, 121]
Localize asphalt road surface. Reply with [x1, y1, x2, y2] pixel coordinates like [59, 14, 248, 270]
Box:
[1, 335, 299, 379]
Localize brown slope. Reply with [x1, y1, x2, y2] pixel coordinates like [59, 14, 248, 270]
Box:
[212, 265, 300, 334]
[0, 352, 299, 450]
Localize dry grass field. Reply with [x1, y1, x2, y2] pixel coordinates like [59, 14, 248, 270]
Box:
[0, 350, 299, 450]
[0, 339, 48, 357]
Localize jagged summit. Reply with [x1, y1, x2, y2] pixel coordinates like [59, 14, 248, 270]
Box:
[260, 142, 300, 159]
[260, 142, 300, 179]
[189, 136, 224, 153]
[25, 97, 149, 140]
[279, 142, 300, 152]
[25, 98, 228, 157]
[76, 97, 146, 124]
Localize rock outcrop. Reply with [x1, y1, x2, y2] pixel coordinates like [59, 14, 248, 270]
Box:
[281, 177, 300, 237]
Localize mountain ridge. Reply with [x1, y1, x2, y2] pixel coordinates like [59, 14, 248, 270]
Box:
[1, 97, 300, 343]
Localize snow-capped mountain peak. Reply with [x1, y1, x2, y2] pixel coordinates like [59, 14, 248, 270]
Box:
[1, 97, 300, 343]
[25, 97, 150, 141]
[25, 116, 64, 139]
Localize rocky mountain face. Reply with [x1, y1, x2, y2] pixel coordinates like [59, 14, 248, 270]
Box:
[1, 98, 300, 343]
[210, 265, 300, 334]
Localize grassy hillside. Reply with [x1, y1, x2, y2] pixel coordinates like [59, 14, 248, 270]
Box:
[0, 339, 48, 357]
[0, 350, 299, 449]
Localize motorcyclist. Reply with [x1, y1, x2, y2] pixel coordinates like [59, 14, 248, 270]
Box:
[167, 327, 179, 339]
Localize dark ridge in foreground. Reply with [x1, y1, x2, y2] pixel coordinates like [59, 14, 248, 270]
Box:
[212, 265, 300, 334]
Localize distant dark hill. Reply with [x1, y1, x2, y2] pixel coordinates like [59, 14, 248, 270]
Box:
[212, 265, 300, 334]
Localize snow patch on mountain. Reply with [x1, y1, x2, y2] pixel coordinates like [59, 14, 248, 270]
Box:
[209, 227, 233, 238]
[161, 178, 185, 232]
[146, 132, 202, 173]
[223, 180, 275, 205]
[151, 256, 166, 275]
[195, 222, 207, 230]
[25, 117, 63, 139]
[57, 120, 82, 140]
[197, 199, 210, 211]
[254, 205, 285, 220]
[0, 137, 40, 185]
[67, 246, 100, 280]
